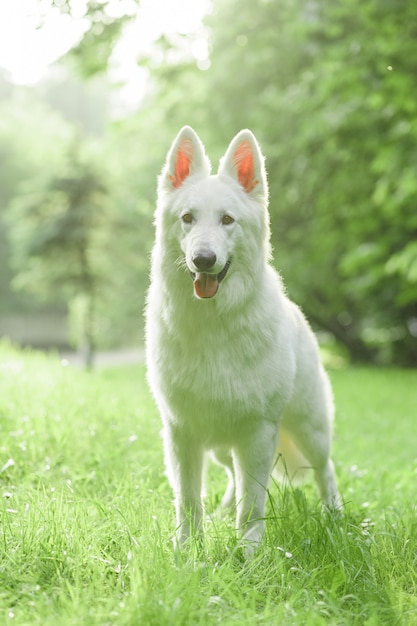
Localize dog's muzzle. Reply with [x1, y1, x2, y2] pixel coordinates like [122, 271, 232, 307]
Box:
[189, 258, 231, 299]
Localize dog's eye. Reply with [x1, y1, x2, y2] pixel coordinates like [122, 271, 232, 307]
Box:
[221, 215, 234, 226]
[181, 213, 193, 224]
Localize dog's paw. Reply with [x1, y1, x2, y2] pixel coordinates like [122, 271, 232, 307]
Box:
[323, 491, 344, 514]
[240, 524, 264, 559]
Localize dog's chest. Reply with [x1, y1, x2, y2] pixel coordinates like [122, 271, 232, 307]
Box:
[152, 313, 292, 442]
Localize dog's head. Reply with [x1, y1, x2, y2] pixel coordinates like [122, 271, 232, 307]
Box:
[155, 127, 271, 301]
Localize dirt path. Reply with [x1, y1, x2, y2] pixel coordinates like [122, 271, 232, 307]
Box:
[59, 348, 145, 367]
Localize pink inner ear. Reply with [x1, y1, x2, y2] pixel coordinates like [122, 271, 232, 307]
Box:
[170, 138, 193, 189]
[233, 141, 259, 193]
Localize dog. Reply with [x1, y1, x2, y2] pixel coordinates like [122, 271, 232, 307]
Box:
[145, 126, 342, 555]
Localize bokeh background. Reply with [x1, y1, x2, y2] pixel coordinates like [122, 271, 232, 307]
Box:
[0, 0, 416, 367]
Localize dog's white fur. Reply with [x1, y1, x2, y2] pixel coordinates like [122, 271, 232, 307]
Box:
[145, 126, 341, 554]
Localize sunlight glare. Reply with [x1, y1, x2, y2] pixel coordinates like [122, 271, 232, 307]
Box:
[0, 0, 88, 84]
[109, 0, 211, 112]
[0, 0, 210, 87]
[191, 38, 210, 70]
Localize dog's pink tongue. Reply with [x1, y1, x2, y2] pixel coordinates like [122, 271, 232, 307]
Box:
[194, 273, 218, 298]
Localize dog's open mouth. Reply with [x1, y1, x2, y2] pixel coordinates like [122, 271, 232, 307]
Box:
[190, 260, 231, 299]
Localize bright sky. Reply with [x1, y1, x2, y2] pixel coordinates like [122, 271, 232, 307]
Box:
[0, 0, 210, 106]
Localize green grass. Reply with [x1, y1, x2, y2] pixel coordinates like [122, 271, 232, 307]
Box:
[0, 341, 416, 625]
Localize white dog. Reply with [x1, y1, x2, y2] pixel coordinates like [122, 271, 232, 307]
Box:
[145, 126, 341, 554]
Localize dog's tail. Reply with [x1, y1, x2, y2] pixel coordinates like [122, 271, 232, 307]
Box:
[273, 428, 311, 485]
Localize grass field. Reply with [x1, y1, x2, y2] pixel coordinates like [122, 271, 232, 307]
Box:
[0, 342, 416, 625]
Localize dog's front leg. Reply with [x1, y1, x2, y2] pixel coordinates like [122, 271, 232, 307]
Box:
[233, 421, 278, 557]
[163, 424, 204, 549]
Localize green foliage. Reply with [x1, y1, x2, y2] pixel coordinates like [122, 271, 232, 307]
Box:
[50, 0, 136, 77]
[195, 0, 417, 364]
[2, 0, 417, 363]
[9, 141, 107, 293]
[299, 0, 417, 364]
[1, 89, 146, 353]
[0, 343, 416, 624]
[130, 0, 417, 364]
[7, 139, 115, 364]
[0, 93, 74, 315]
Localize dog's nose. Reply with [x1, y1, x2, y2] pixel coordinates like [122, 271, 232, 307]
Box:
[192, 251, 217, 271]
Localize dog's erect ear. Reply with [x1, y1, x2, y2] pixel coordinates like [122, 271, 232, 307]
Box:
[218, 130, 267, 200]
[160, 126, 210, 192]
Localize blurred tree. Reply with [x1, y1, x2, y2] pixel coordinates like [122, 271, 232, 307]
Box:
[0, 92, 74, 315]
[8, 140, 112, 367]
[50, 0, 137, 76]
[0, 86, 147, 352]
[277, 0, 417, 365]
[98, 111, 162, 346]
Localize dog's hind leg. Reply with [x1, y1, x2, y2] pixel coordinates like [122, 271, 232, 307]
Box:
[282, 416, 342, 511]
[163, 424, 204, 548]
[211, 447, 235, 511]
[314, 458, 342, 510]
